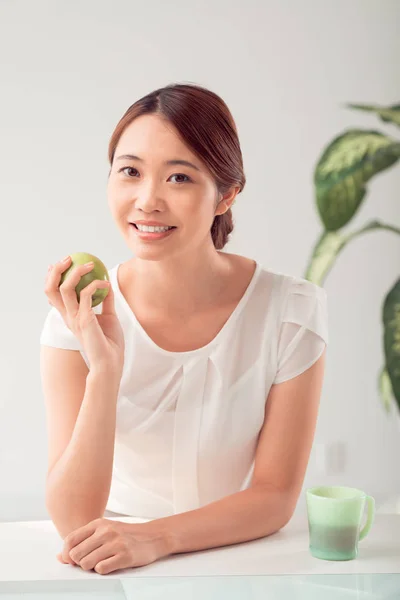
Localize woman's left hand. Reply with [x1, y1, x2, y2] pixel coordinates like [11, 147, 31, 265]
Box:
[56, 518, 170, 575]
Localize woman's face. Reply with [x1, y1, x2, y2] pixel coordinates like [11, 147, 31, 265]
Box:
[107, 114, 229, 261]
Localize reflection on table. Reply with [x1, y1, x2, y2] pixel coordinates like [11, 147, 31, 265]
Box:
[0, 573, 399, 599]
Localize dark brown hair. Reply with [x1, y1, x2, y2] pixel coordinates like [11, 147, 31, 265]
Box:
[108, 83, 246, 249]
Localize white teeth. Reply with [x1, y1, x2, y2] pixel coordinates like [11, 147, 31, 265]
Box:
[136, 224, 172, 233]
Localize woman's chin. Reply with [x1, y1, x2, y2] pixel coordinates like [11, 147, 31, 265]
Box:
[127, 240, 180, 261]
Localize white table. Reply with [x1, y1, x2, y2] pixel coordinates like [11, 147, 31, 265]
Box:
[0, 513, 399, 598]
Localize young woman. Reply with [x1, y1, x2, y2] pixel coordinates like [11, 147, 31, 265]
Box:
[40, 83, 328, 575]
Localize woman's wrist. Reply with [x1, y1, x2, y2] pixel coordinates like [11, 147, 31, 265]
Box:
[87, 365, 122, 387]
[136, 519, 175, 559]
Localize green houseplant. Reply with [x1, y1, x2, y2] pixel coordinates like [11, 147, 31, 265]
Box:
[304, 102, 400, 416]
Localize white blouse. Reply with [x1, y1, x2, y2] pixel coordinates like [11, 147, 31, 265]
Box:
[40, 262, 328, 519]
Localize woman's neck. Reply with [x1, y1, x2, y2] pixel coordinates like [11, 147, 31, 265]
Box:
[125, 247, 233, 318]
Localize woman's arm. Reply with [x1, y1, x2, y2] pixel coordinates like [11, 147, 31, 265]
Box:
[44, 355, 121, 540]
[144, 351, 326, 555]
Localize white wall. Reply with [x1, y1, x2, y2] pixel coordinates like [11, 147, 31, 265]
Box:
[0, 0, 399, 521]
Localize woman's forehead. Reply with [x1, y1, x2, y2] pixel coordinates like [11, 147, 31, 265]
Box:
[119, 115, 183, 149]
[116, 117, 203, 170]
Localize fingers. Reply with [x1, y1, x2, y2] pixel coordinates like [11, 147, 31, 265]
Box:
[56, 551, 77, 565]
[59, 261, 96, 315]
[79, 278, 110, 315]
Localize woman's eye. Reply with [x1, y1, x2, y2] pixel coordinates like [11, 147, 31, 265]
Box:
[170, 173, 191, 184]
[118, 167, 191, 184]
[119, 167, 138, 177]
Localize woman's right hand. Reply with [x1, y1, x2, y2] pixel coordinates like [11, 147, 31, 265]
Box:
[44, 256, 125, 376]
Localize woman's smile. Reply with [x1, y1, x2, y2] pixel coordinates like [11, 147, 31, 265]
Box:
[129, 221, 177, 241]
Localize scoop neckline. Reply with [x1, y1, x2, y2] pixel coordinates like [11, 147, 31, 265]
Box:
[111, 260, 263, 358]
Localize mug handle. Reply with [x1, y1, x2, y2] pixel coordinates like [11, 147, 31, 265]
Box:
[358, 495, 375, 541]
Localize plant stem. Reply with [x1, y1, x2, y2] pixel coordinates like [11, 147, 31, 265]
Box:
[345, 220, 400, 243]
[305, 220, 400, 286]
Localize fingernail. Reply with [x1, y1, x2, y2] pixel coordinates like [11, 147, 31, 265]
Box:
[84, 261, 94, 267]
[62, 255, 70, 262]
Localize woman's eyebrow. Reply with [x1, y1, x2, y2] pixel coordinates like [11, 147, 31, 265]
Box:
[115, 154, 201, 172]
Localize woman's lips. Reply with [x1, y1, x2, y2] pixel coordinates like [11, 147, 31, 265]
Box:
[130, 223, 176, 241]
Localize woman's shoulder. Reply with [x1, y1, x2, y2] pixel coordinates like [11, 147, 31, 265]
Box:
[259, 265, 327, 301]
[260, 267, 328, 343]
[232, 257, 328, 339]
[227, 253, 326, 299]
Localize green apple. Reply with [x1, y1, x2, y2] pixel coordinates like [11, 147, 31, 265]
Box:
[59, 252, 110, 308]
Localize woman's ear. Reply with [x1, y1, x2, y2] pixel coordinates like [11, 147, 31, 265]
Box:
[215, 186, 240, 216]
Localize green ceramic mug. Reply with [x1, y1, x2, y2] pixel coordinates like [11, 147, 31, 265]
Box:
[306, 486, 375, 561]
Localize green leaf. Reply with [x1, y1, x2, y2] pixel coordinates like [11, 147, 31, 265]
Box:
[382, 278, 400, 414]
[347, 103, 400, 127]
[305, 230, 346, 286]
[314, 130, 400, 231]
[378, 366, 393, 414]
[305, 220, 400, 286]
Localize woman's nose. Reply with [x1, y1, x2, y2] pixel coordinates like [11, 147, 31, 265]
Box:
[134, 184, 163, 212]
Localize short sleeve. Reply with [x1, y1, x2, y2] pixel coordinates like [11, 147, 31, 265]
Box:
[40, 306, 83, 351]
[273, 277, 328, 384]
